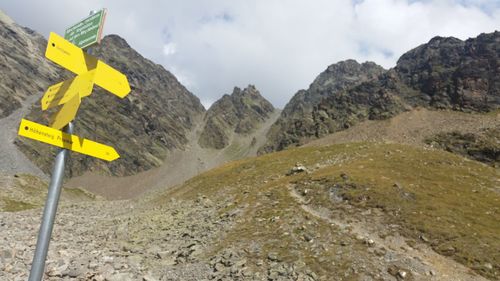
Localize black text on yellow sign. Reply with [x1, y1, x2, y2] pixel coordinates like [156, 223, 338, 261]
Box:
[41, 33, 130, 131]
[18, 119, 119, 161]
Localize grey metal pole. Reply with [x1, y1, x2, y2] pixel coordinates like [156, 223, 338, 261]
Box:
[28, 122, 73, 281]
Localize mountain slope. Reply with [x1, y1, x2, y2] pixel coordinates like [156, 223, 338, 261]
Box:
[0, 173, 95, 212]
[0, 10, 62, 118]
[142, 142, 500, 280]
[66, 101, 281, 200]
[261, 32, 500, 153]
[10, 31, 205, 177]
[1, 10, 282, 186]
[199, 85, 275, 149]
[304, 108, 499, 166]
[2, 142, 498, 280]
[260, 60, 389, 153]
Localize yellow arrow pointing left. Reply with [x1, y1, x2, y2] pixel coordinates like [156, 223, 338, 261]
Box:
[41, 70, 95, 110]
[49, 91, 81, 130]
[18, 119, 119, 161]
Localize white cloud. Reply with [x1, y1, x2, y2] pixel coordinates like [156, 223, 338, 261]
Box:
[2, 0, 499, 108]
[162, 42, 177, 56]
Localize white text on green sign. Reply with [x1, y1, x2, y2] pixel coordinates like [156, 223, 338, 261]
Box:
[64, 9, 107, 49]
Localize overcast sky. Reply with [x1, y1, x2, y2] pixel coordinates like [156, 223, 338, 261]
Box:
[2, 0, 499, 108]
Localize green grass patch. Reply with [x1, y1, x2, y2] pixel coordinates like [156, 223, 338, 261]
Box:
[153, 142, 499, 279]
[1, 198, 36, 212]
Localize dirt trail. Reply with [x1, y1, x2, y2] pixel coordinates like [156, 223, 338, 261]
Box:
[288, 185, 488, 281]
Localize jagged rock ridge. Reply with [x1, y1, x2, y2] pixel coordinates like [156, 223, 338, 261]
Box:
[260, 60, 389, 153]
[198, 85, 275, 149]
[395, 32, 500, 110]
[261, 31, 500, 153]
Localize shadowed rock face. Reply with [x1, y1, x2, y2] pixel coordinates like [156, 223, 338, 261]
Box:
[198, 85, 275, 149]
[12, 33, 205, 177]
[260, 60, 389, 153]
[261, 32, 500, 153]
[395, 32, 500, 110]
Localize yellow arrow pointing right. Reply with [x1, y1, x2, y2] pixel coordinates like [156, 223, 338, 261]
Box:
[94, 60, 131, 98]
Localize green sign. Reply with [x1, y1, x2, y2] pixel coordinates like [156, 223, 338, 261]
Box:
[64, 9, 107, 49]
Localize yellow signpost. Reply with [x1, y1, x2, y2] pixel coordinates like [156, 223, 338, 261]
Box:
[19, 119, 119, 161]
[23, 31, 131, 156]
[94, 61, 130, 98]
[23, 11, 131, 281]
[41, 70, 95, 110]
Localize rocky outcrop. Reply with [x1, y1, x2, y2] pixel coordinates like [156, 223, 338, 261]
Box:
[261, 32, 500, 153]
[198, 85, 274, 149]
[7, 28, 205, 176]
[425, 127, 500, 167]
[0, 9, 63, 118]
[260, 60, 389, 153]
[396, 32, 500, 110]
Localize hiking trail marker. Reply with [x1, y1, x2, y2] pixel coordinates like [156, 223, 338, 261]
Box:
[64, 8, 107, 49]
[19, 119, 120, 161]
[19, 31, 131, 158]
[21, 9, 131, 281]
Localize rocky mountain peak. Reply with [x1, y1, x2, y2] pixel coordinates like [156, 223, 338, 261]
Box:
[260, 59, 388, 153]
[100, 34, 131, 49]
[261, 31, 499, 154]
[395, 31, 500, 110]
[395, 36, 465, 75]
[428, 35, 463, 47]
[310, 59, 386, 93]
[230, 84, 261, 99]
[198, 85, 275, 149]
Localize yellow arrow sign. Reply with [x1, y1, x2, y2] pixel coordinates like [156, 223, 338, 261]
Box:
[41, 70, 95, 110]
[18, 119, 119, 161]
[94, 61, 130, 98]
[49, 92, 81, 130]
[45, 32, 130, 98]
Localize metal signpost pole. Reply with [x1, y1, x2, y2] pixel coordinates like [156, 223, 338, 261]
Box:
[21, 8, 126, 280]
[28, 122, 73, 281]
[28, 11, 98, 280]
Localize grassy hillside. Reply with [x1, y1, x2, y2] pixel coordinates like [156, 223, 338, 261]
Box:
[0, 173, 96, 212]
[153, 142, 499, 280]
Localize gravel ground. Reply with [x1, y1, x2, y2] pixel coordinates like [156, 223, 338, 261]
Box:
[0, 93, 47, 179]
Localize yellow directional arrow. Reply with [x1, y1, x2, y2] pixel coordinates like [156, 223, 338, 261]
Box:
[45, 32, 97, 74]
[18, 119, 119, 161]
[49, 91, 81, 130]
[41, 70, 95, 110]
[45, 32, 130, 98]
[94, 61, 130, 98]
